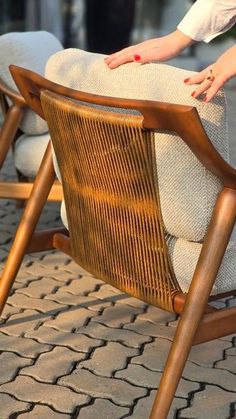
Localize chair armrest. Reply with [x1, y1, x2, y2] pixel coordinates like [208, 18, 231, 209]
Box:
[142, 102, 236, 190]
[0, 77, 26, 107]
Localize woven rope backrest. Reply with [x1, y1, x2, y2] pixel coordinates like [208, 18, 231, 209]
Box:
[41, 90, 181, 311]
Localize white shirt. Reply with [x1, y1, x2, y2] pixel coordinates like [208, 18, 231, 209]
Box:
[177, 0, 236, 42]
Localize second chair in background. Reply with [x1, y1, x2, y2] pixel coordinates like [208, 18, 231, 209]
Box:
[0, 30, 63, 202]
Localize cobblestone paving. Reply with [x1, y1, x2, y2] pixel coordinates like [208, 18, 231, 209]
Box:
[0, 88, 235, 419]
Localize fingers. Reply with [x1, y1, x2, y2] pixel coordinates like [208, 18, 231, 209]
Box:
[105, 50, 142, 69]
[202, 78, 224, 102]
[184, 65, 223, 102]
[184, 66, 212, 85]
[187, 73, 224, 102]
[190, 79, 213, 99]
[104, 40, 155, 68]
[104, 50, 156, 69]
[104, 31, 192, 69]
[104, 37, 177, 68]
[105, 46, 177, 69]
[104, 45, 138, 64]
[104, 41, 160, 69]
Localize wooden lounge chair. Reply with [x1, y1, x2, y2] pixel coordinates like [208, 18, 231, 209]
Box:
[0, 31, 63, 203]
[0, 62, 235, 418]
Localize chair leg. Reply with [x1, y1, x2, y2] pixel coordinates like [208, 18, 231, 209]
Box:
[150, 187, 236, 419]
[0, 142, 55, 316]
[15, 170, 29, 208]
[0, 104, 24, 169]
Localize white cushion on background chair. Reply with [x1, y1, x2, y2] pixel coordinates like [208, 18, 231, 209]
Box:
[0, 31, 63, 135]
[46, 48, 234, 295]
[14, 132, 50, 178]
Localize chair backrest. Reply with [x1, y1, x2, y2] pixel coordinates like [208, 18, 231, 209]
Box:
[10, 65, 236, 312]
[0, 31, 63, 135]
[45, 49, 230, 244]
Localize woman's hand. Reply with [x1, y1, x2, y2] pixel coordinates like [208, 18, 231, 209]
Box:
[184, 45, 236, 102]
[104, 30, 193, 69]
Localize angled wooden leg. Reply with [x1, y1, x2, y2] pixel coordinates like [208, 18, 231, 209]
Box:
[0, 142, 56, 316]
[150, 187, 236, 419]
[0, 104, 24, 169]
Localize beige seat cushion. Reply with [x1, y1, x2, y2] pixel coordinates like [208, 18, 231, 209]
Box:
[166, 234, 236, 295]
[0, 31, 63, 135]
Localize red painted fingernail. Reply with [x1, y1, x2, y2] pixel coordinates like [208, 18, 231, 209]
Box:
[184, 78, 190, 83]
[191, 91, 196, 97]
[134, 54, 141, 62]
[204, 96, 208, 102]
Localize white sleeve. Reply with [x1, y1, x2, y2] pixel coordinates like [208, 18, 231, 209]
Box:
[177, 0, 236, 43]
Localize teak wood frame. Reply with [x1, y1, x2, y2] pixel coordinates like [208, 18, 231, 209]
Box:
[0, 76, 62, 202]
[0, 65, 235, 419]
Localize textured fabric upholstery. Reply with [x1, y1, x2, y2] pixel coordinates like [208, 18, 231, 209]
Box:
[14, 132, 50, 178]
[46, 48, 234, 295]
[166, 233, 236, 295]
[46, 48, 229, 242]
[0, 31, 63, 135]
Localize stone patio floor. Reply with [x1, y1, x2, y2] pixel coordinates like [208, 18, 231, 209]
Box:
[0, 87, 235, 419]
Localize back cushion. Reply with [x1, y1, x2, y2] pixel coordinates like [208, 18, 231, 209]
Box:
[46, 48, 229, 242]
[0, 31, 63, 135]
